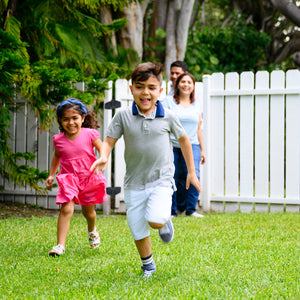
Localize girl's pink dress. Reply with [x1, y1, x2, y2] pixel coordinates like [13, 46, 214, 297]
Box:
[53, 128, 107, 206]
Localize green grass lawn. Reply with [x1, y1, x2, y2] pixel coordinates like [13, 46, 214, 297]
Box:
[0, 212, 299, 299]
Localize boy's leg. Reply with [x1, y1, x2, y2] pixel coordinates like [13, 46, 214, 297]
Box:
[135, 237, 156, 277]
[124, 189, 156, 276]
[146, 186, 174, 243]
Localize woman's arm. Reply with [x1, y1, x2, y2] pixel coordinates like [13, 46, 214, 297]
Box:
[197, 117, 206, 164]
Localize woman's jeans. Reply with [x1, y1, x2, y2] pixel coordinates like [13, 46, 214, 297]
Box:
[172, 145, 200, 216]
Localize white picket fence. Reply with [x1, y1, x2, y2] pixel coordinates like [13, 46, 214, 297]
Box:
[1, 70, 300, 214]
[202, 70, 300, 213]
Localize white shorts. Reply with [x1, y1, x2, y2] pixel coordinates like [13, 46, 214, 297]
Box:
[124, 185, 173, 240]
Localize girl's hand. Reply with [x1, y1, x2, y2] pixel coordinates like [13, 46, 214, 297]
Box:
[90, 157, 108, 174]
[46, 176, 55, 190]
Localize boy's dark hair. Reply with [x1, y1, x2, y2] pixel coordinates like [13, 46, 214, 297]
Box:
[56, 101, 100, 132]
[174, 72, 196, 104]
[170, 61, 188, 72]
[131, 62, 163, 85]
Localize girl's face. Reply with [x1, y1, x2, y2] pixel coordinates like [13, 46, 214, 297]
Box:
[177, 75, 194, 96]
[60, 108, 85, 139]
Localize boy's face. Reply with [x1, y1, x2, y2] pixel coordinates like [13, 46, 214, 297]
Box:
[130, 75, 163, 116]
[170, 66, 184, 86]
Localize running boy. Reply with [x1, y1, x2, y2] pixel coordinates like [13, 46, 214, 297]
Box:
[90, 62, 201, 277]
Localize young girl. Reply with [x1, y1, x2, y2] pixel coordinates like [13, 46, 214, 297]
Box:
[46, 98, 107, 257]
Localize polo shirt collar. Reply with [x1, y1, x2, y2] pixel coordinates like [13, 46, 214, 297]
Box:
[132, 100, 165, 117]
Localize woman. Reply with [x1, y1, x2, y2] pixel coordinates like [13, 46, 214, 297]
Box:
[163, 72, 206, 217]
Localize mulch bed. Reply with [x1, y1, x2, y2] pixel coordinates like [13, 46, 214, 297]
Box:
[0, 202, 59, 219]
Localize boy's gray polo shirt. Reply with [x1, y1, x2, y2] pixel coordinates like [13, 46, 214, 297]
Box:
[106, 100, 186, 189]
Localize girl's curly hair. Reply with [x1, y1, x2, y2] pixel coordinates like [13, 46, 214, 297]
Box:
[56, 101, 100, 132]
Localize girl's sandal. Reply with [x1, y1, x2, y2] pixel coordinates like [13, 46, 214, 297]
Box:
[49, 244, 65, 257]
[88, 228, 100, 249]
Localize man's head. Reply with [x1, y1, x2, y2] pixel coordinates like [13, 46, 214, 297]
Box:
[170, 61, 188, 86]
[130, 62, 163, 116]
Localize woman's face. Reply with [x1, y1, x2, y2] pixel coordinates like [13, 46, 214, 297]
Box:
[177, 75, 194, 96]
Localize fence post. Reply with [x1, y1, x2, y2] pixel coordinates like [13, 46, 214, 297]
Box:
[102, 81, 113, 215]
[202, 75, 211, 212]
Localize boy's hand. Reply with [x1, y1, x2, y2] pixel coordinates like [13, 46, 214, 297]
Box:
[90, 157, 108, 174]
[46, 176, 55, 190]
[186, 173, 201, 192]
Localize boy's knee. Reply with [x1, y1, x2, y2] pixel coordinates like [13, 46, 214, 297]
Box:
[148, 221, 164, 229]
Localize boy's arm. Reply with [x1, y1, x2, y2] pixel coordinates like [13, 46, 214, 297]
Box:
[46, 149, 60, 189]
[90, 136, 118, 174]
[178, 134, 201, 192]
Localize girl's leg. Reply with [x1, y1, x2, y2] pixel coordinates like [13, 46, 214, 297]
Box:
[82, 205, 100, 248]
[57, 201, 75, 247]
[81, 205, 97, 232]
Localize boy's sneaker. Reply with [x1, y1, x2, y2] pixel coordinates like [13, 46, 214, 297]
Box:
[159, 219, 174, 243]
[141, 261, 156, 278]
[190, 212, 204, 218]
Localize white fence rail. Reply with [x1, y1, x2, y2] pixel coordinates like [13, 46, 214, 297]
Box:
[1, 70, 300, 213]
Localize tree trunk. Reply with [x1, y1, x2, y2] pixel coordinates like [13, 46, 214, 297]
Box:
[271, 0, 300, 27]
[100, 7, 118, 57]
[164, 0, 195, 77]
[2, 0, 18, 30]
[119, 0, 150, 59]
[164, 0, 178, 76]
[176, 0, 195, 60]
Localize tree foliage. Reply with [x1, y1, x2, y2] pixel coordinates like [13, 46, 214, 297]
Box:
[0, 0, 132, 192]
[185, 13, 272, 80]
[2, 0, 300, 192]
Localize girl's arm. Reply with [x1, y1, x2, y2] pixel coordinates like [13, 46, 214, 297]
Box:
[197, 117, 206, 164]
[93, 138, 102, 156]
[90, 136, 118, 174]
[178, 134, 201, 192]
[46, 149, 60, 189]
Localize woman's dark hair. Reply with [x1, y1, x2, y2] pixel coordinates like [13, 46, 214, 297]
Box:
[174, 72, 196, 104]
[56, 101, 100, 133]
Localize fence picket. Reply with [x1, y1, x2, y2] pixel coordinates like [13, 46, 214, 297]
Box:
[25, 103, 38, 206]
[210, 73, 225, 212]
[224, 72, 239, 213]
[269, 71, 285, 212]
[113, 79, 133, 208]
[240, 72, 254, 212]
[285, 70, 300, 212]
